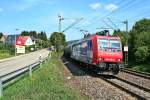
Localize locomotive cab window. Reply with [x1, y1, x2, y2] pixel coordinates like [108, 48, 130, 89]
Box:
[98, 38, 121, 51]
[98, 38, 109, 49]
[110, 39, 121, 49]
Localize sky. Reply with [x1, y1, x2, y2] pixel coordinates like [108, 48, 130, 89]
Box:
[0, 0, 150, 41]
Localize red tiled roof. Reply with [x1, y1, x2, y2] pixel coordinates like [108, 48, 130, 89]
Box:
[16, 36, 30, 46]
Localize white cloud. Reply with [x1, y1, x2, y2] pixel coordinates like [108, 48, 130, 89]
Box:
[105, 4, 118, 11]
[89, 2, 118, 11]
[89, 2, 102, 10]
[0, 8, 4, 12]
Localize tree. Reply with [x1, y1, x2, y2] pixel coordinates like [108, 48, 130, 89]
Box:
[21, 31, 38, 38]
[50, 32, 66, 52]
[21, 31, 29, 36]
[129, 18, 150, 63]
[0, 32, 3, 39]
[37, 31, 47, 41]
[135, 46, 149, 63]
[29, 31, 37, 38]
[36, 31, 49, 48]
[113, 30, 127, 47]
[20, 31, 49, 48]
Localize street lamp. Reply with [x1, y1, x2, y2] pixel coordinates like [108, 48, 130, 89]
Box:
[58, 15, 64, 33]
[15, 29, 20, 56]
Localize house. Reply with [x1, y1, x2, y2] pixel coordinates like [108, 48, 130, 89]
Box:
[30, 36, 37, 44]
[5, 35, 20, 46]
[0, 35, 7, 43]
[16, 36, 35, 46]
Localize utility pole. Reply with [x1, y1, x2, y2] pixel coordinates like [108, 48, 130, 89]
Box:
[123, 19, 128, 40]
[62, 18, 83, 33]
[58, 15, 83, 33]
[15, 29, 21, 56]
[15, 29, 19, 56]
[122, 19, 128, 66]
[58, 15, 64, 33]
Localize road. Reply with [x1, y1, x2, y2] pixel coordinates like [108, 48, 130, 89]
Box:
[0, 49, 50, 77]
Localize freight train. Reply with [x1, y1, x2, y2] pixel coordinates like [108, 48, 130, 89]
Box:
[64, 30, 124, 74]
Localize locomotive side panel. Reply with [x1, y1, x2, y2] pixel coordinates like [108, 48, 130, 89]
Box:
[71, 39, 93, 64]
[92, 35, 99, 65]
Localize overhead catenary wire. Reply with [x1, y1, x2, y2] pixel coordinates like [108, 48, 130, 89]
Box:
[80, 0, 146, 32]
[113, 0, 150, 23]
[62, 18, 83, 32]
[70, 0, 149, 34]
[80, 0, 134, 28]
[107, 18, 119, 30]
[102, 20, 115, 30]
[111, 0, 143, 15]
[102, 0, 136, 17]
[102, 0, 147, 23]
[129, 11, 150, 22]
[76, 0, 125, 28]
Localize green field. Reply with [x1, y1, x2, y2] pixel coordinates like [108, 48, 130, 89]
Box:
[1, 53, 88, 100]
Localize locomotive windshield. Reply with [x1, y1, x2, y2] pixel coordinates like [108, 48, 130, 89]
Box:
[98, 38, 121, 50]
[98, 39, 109, 49]
[110, 39, 121, 49]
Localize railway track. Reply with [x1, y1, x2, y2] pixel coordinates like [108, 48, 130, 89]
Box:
[122, 68, 150, 80]
[83, 68, 150, 99]
[63, 57, 150, 99]
[89, 68, 150, 99]
[100, 75, 150, 100]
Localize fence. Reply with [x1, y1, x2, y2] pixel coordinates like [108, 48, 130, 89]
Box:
[0, 56, 49, 97]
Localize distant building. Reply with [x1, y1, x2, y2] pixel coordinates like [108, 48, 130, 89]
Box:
[30, 36, 37, 45]
[0, 35, 7, 43]
[16, 36, 35, 46]
[5, 35, 20, 46]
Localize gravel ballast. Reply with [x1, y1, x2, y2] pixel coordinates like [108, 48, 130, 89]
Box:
[62, 58, 136, 100]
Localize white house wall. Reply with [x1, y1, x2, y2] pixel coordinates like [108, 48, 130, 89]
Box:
[25, 38, 34, 46]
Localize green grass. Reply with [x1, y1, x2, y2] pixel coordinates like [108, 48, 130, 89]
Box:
[0, 50, 13, 59]
[1, 53, 88, 100]
[127, 64, 150, 74]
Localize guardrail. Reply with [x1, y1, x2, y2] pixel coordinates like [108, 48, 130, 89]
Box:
[0, 56, 49, 97]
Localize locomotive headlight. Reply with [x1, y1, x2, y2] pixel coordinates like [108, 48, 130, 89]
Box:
[99, 58, 103, 61]
[117, 59, 121, 61]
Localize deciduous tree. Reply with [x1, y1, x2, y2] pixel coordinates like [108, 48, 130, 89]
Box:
[0, 32, 3, 39]
[50, 32, 66, 52]
[129, 19, 150, 63]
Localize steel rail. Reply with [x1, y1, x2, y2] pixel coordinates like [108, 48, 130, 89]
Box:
[122, 68, 150, 80]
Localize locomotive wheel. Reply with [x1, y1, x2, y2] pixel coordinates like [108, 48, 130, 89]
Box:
[112, 65, 120, 75]
[93, 68, 99, 74]
[92, 67, 104, 74]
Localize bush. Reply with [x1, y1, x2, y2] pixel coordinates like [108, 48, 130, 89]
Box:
[0, 43, 14, 55]
[36, 39, 49, 49]
[135, 46, 149, 63]
[0, 50, 12, 59]
[0, 42, 5, 50]
[25, 45, 35, 53]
